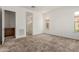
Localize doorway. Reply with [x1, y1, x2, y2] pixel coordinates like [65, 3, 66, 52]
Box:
[26, 12, 33, 35]
[4, 10, 16, 42]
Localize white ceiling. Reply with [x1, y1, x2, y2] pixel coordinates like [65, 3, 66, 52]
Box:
[22, 6, 61, 13]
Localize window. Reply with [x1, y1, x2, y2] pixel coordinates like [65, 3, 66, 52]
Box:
[74, 11, 79, 32]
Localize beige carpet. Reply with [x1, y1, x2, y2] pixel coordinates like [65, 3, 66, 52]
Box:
[0, 34, 79, 52]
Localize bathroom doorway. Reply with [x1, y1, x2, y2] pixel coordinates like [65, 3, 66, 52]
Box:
[26, 12, 33, 36]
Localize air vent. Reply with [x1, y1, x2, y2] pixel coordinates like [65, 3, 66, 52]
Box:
[19, 29, 24, 36]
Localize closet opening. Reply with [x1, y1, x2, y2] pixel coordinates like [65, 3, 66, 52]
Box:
[26, 12, 33, 36]
[4, 10, 16, 42]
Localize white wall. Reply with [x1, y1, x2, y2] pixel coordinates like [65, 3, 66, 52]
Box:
[33, 12, 43, 35]
[44, 6, 79, 40]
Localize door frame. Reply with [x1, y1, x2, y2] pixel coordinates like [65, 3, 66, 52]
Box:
[2, 9, 16, 44]
[26, 12, 33, 35]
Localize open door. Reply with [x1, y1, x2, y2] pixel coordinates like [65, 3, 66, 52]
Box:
[0, 8, 2, 44]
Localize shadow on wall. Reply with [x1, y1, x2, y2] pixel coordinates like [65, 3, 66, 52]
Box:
[0, 8, 2, 44]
